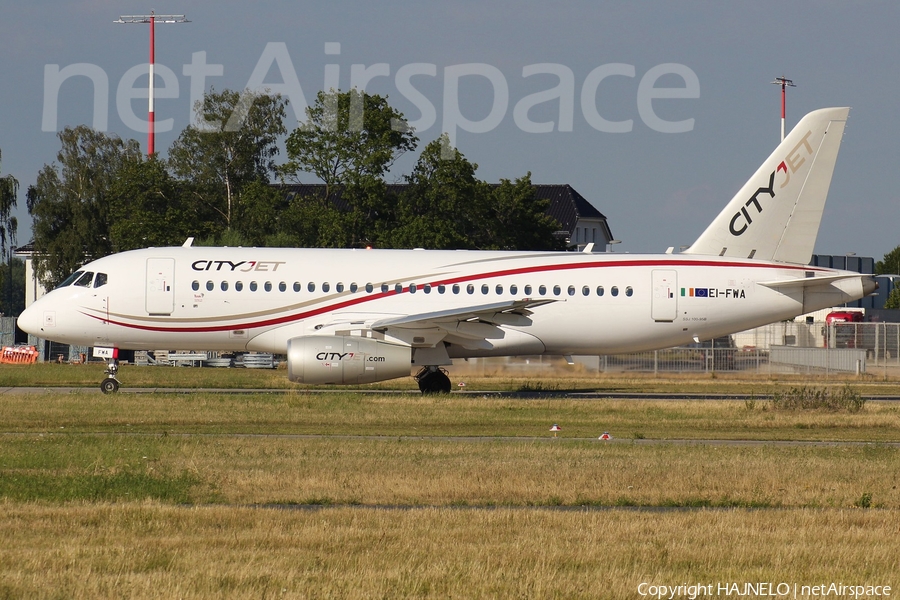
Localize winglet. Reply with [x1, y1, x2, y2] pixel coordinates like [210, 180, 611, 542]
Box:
[683, 107, 850, 264]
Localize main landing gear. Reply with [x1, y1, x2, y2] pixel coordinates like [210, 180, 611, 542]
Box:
[415, 366, 452, 394]
[100, 358, 120, 394]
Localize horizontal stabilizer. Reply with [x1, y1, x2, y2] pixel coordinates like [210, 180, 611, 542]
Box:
[757, 273, 867, 291]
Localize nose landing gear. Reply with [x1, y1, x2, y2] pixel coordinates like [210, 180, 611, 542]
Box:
[100, 358, 120, 394]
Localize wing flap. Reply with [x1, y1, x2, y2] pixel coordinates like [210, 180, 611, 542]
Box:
[369, 298, 555, 330]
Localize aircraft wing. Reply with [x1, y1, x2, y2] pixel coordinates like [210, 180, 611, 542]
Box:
[369, 298, 556, 350]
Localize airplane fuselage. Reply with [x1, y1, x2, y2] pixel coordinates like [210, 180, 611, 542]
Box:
[18, 246, 869, 357]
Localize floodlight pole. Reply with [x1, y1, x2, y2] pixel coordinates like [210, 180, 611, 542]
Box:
[115, 12, 189, 156]
[770, 76, 795, 142]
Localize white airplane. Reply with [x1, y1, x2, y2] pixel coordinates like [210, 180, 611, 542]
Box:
[18, 107, 876, 393]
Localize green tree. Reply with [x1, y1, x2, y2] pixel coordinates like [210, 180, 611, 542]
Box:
[884, 285, 900, 310]
[0, 257, 25, 318]
[0, 149, 18, 258]
[27, 127, 142, 287]
[168, 88, 287, 232]
[283, 90, 417, 247]
[875, 245, 900, 276]
[385, 135, 487, 249]
[108, 157, 214, 251]
[284, 89, 416, 190]
[479, 174, 566, 251]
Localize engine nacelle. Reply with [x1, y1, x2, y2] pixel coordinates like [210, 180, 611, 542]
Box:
[287, 335, 412, 385]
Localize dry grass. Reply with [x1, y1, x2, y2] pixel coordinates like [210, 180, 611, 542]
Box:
[0, 503, 897, 599]
[3, 430, 899, 509]
[3, 391, 900, 441]
[1, 388, 899, 597]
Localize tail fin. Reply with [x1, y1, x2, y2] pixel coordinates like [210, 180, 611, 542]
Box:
[683, 107, 849, 264]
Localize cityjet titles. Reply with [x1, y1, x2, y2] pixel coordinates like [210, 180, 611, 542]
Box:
[191, 260, 285, 272]
[681, 287, 746, 299]
[317, 352, 386, 363]
[729, 130, 814, 237]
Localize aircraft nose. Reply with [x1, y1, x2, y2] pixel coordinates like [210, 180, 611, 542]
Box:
[17, 303, 44, 337]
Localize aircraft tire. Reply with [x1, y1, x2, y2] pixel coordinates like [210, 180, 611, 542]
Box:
[418, 369, 452, 394]
[100, 378, 120, 394]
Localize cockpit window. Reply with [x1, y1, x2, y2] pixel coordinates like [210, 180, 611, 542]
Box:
[93, 273, 108, 288]
[73, 272, 94, 287]
[57, 270, 84, 288]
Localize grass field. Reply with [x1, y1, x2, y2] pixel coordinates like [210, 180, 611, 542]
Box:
[1, 371, 898, 598]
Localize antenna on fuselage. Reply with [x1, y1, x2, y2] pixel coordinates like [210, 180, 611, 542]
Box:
[182, 237, 194, 247]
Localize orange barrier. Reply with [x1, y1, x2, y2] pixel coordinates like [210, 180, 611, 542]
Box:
[0, 345, 39, 364]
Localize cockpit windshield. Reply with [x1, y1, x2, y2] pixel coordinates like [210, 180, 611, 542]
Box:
[73, 272, 94, 287]
[57, 270, 84, 288]
[55, 270, 108, 289]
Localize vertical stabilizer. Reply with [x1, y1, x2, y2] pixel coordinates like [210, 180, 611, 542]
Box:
[683, 107, 849, 264]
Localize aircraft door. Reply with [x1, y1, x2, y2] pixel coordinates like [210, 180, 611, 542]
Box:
[651, 269, 677, 322]
[146, 258, 175, 315]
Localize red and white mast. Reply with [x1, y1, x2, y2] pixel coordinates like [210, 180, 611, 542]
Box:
[770, 76, 795, 142]
[115, 12, 189, 156]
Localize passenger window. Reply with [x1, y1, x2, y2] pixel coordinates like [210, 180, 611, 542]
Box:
[553, 285, 561, 296]
[597, 286, 604, 296]
[481, 284, 489, 295]
[394, 284, 402, 293]
[250, 281, 258, 292]
[206, 281, 214, 292]
[467, 284, 475, 294]
[510, 284, 518, 295]
[495, 284, 503, 295]
[192, 280, 200, 292]
[381, 284, 389, 293]
[582, 286, 590, 296]
[350, 283, 358, 293]
[438, 285, 446, 294]
[539, 285, 547, 295]
[567, 285, 575, 296]
[611, 286, 619, 297]
[236, 281, 244, 292]
[336, 283, 344, 292]
[93, 273, 108, 288]
[626, 286, 633, 297]
[74, 272, 94, 287]
[423, 284, 432, 293]
[452, 284, 460, 294]
[221, 281, 229, 291]
[264, 282, 273, 292]
[322, 283, 330, 292]
[409, 284, 417, 294]
[524, 285, 532, 295]
[293, 282, 302, 292]
[279, 282, 287, 292]
[366, 283, 374, 293]
[308, 282, 316, 292]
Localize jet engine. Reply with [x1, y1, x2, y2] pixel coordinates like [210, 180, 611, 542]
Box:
[287, 335, 412, 385]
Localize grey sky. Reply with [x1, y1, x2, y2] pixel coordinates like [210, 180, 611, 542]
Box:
[1, 1, 897, 262]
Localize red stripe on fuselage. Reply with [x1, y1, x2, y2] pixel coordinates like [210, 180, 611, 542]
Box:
[82, 258, 821, 334]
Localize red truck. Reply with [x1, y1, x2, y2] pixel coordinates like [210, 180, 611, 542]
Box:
[825, 310, 864, 348]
